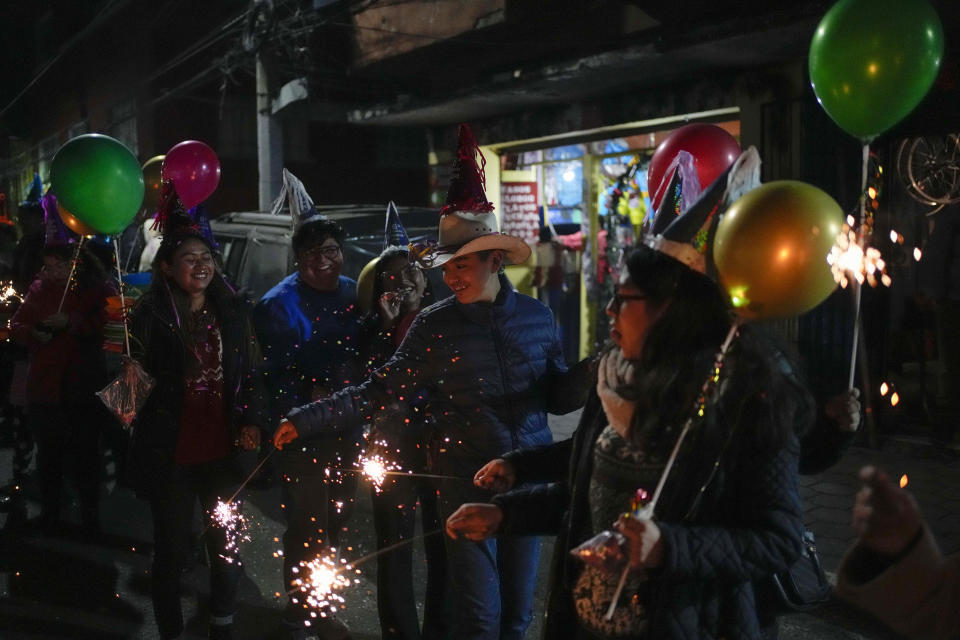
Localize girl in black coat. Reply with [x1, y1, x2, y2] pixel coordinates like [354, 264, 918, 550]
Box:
[449, 244, 807, 639]
[128, 214, 265, 640]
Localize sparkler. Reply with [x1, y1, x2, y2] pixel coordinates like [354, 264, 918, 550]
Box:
[827, 216, 891, 289]
[211, 499, 249, 563]
[291, 552, 356, 619]
[357, 450, 402, 494]
[0, 281, 22, 304]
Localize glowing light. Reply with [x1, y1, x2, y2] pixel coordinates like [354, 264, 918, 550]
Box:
[889, 230, 898, 243]
[0, 281, 22, 304]
[914, 248, 922, 261]
[880, 382, 889, 396]
[890, 392, 900, 407]
[867, 62, 878, 76]
[294, 553, 354, 615]
[211, 500, 249, 561]
[900, 474, 909, 489]
[828, 222, 890, 289]
[562, 169, 575, 182]
[868, 187, 878, 200]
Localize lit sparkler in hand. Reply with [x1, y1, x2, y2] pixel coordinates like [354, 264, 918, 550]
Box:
[211, 499, 249, 562]
[827, 215, 891, 289]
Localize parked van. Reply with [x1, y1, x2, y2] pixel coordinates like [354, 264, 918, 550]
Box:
[210, 204, 448, 301]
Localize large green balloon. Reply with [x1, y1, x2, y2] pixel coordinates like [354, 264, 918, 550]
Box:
[50, 134, 145, 235]
[809, 0, 943, 141]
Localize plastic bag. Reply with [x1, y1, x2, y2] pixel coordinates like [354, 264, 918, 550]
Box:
[96, 356, 155, 428]
[570, 530, 629, 573]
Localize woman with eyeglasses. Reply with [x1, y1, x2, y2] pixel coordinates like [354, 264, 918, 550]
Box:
[448, 243, 807, 640]
[360, 246, 446, 640]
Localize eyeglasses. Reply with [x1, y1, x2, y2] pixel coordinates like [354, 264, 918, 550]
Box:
[379, 265, 420, 284]
[302, 245, 342, 261]
[608, 290, 648, 313]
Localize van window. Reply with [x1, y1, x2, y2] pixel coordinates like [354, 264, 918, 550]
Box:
[239, 236, 292, 300]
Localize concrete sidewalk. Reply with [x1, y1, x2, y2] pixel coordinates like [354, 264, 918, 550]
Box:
[0, 409, 950, 639]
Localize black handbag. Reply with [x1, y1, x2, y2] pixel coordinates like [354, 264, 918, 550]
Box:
[769, 529, 832, 612]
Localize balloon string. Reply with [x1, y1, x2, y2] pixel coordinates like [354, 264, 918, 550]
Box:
[848, 143, 869, 389]
[605, 320, 740, 621]
[112, 238, 131, 357]
[57, 236, 85, 313]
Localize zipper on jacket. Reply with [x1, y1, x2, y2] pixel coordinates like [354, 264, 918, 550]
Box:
[489, 314, 518, 451]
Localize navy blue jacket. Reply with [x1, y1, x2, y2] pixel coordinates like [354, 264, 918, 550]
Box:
[287, 275, 587, 477]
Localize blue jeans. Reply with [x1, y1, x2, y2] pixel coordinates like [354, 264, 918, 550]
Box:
[441, 481, 540, 640]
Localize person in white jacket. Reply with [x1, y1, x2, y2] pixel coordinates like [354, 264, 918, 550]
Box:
[836, 465, 960, 640]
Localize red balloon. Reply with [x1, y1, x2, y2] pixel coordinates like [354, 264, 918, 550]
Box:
[648, 124, 741, 212]
[161, 140, 221, 209]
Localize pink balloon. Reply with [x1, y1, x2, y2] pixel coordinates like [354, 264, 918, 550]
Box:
[647, 124, 740, 212]
[161, 140, 221, 209]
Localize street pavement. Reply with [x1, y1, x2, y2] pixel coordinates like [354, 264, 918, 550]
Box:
[0, 409, 952, 639]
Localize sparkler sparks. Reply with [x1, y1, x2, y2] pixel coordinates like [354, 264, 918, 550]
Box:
[211, 500, 249, 562]
[292, 553, 357, 618]
[0, 281, 22, 304]
[827, 216, 891, 289]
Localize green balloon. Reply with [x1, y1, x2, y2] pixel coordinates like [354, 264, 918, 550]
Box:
[50, 134, 145, 235]
[809, 0, 943, 141]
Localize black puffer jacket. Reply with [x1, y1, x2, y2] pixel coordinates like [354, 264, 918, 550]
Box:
[287, 275, 589, 477]
[127, 288, 267, 498]
[494, 354, 803, 640]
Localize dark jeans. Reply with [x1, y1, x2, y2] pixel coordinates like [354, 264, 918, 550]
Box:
[27, 400, 101, 529]
[149, 457, 243, 639]
[279, 441, 358, 621]
[440, 481, 540, 640]
[936, 298, 960, 438]
[371, 474, 447, 640]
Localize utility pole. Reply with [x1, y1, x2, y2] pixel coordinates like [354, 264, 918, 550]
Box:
[256, 53, 282, 211]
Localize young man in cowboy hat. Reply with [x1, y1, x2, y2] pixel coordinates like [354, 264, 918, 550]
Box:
[274, 125, 589, 640]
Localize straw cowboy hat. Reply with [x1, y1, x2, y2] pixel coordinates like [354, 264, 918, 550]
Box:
[420, 124, 531, 269]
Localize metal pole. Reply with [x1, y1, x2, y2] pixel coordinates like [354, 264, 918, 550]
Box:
[256, 54, 282, 211]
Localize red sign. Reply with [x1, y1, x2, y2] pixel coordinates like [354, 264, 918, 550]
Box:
[501, 182, 539, 244]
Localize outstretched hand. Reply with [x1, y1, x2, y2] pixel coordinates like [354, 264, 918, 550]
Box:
[851, 465, 922, 555]
[446, 503, 504, 541]
[474, 458, 517, 492]
[273, 419, 299, 450]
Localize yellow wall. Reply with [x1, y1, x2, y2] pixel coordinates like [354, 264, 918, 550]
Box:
[481, 146, 537, 296]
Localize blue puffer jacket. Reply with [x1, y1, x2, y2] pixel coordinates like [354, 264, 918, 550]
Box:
[287, 275, 588, 477]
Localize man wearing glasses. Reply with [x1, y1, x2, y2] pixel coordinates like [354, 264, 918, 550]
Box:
[254, 215, 362, 640]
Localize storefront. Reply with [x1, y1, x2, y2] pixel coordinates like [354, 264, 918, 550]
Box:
[477, 112, 740, 361]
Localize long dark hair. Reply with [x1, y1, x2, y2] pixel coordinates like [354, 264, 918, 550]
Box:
[148, 232, 234, 350]
[622, 245, 801, 454]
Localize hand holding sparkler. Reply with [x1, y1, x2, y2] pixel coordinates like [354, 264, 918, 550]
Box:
[445, 503, 503, 541]
[851, 465, 922, 556]
[274, 418, 299, 450]
[474, 458, 516, 492]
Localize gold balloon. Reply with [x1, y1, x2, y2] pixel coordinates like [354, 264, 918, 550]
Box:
[713, 181, 843, 321]
[59, 206, 97, 236]
[356, 256, 380, 315]
[140, 154, 165, 219]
